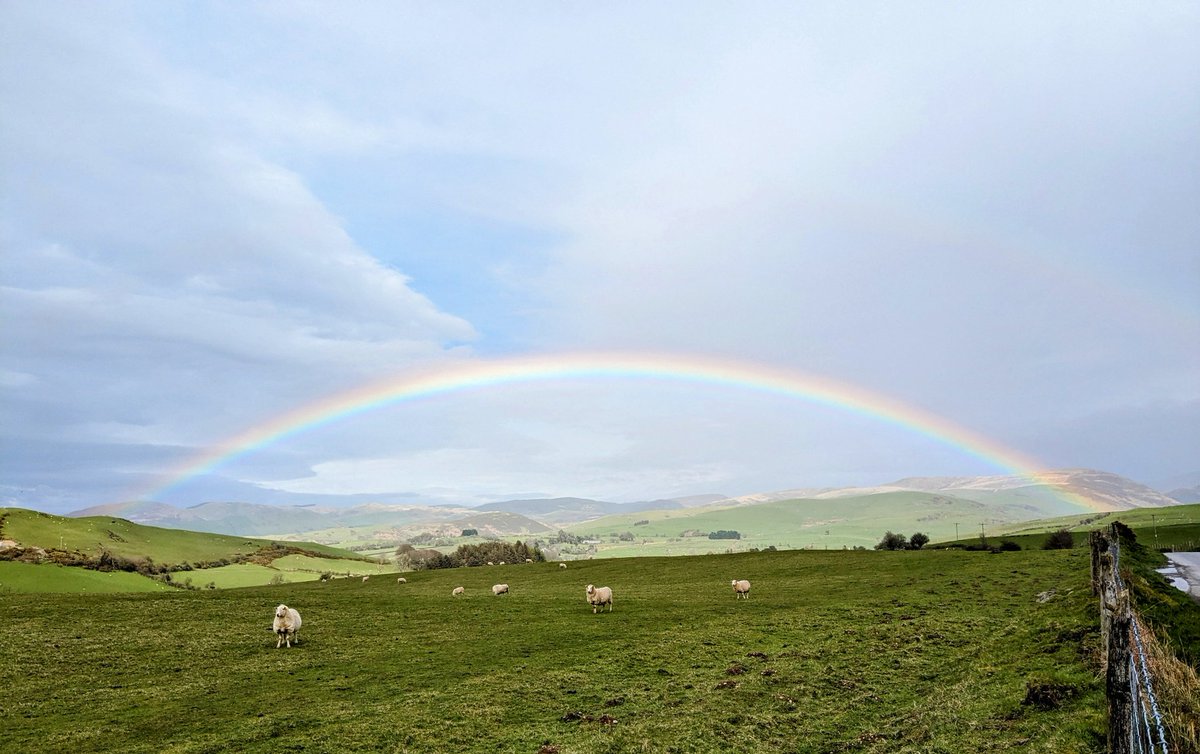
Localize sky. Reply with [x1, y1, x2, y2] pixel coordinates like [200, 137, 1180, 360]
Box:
[2, 2, 1198, 513]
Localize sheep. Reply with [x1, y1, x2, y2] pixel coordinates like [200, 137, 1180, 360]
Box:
[586, 584, 613, 613]
[272, 604, 302, 648]
[525, 558, 533, 563]
[559, 562, 567, 569]
[362, 575, 370, 583]
[498, 561, 506, 565]
[487, 561, 494, 566]
[732, 579, 751, 599]
[492, 583, 509, 596]
[452, 586, 465, 597]
[396, 577, 407, 584]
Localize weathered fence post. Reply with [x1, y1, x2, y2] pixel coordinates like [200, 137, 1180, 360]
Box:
[1107, 589, 1132, 754]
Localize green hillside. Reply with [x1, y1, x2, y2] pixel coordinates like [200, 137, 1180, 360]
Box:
[0, 548, 1113, 752]
[0, 508, 382, 592]
[952, 503, 1200, 551]
[0, 508, 354, 563]
[563, 490, 1080, 555]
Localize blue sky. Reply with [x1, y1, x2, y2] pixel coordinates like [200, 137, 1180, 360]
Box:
[2, 2, 1197, 512]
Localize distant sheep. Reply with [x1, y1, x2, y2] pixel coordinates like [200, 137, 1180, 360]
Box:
[362, 575, 370, 583]
[525, 558, 533, 563]
[492, 583, 509, 596]
[452, 586, 465, 597]
[487, 562, 494, 566]
[586, 584, 613, 613]
[559, 562, 567, 569]
[396, 577, 407, 584]
[272, 604, 302, 648]
[499, 561, 506, 565]
[732, 579, 751, 599]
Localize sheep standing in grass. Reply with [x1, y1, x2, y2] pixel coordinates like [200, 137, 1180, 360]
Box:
[396, 577, 407, 584]
[559, 563, 567, 569]
[732, 579, 751, 599]
[452, 586, 465, 597]
[362, 575, 369, 583]
[273, 604, 302, 648]
[586, 584, 613, 613]
[492, 583, 509, 596]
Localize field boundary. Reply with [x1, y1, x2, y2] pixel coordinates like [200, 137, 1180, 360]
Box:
[1092, 526, 1169, 754]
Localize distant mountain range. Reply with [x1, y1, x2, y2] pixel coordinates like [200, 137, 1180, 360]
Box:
[65, 469, 1186, 542]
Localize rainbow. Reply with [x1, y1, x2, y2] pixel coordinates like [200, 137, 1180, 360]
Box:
[135, 351, 1099, 509]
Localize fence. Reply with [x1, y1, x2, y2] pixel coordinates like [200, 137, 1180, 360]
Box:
[1091, 526, 1170, 754]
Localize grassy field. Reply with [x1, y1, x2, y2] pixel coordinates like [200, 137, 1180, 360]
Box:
[562, 491, 1082, 556]
[0, 548, 1108, 753]
[0, 561, 173, 593]
[939, 504, 1200, 552]
[0, 508, 355, 563]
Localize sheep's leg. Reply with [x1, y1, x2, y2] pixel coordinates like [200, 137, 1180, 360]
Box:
[276, 633, 283, 649]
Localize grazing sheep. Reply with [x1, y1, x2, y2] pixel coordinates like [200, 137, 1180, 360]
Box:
[559, 562, 568, 569]
[499, 561, 506, 565]
[396, 577, 407, 584]
[732, 579, 751, 599]
[362, 575, 370, 583]
[487, 561, 494, 566]
[586, 584, 613, 613]
[492, 583, 509, 596]
[272, 604, 302, 648]
[525, 558, 533, 563]
[452, 586, 465, 597]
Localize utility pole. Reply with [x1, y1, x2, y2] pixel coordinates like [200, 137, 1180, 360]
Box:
[954, 522, 960, 541]
[1152, 514, 1159, 550]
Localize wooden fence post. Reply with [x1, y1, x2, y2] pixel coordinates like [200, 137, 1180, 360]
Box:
[1106, 590, 1132, 754]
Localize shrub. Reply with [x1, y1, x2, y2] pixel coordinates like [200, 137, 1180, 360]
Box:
[909, 532, 930, 550]
[1042, 529, 1075, 550]
[461, 529, 478, 537]
[875, 531, 907, 551]
[999, 540, 1022, 551]
[708, 530, 742, 540]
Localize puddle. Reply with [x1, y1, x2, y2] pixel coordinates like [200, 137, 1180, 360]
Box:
[1157, 567, 1190, 593]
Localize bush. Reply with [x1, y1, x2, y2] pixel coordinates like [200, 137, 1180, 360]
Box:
[618, 532, 635, 542]
[908, 532, 929, 550]
[708, 530, 741, 540]
[875, 531, 907, 551]
[461, 529, 478, 537]
[1042, 529, 1075, 550]
[999, 540, 1022, 551]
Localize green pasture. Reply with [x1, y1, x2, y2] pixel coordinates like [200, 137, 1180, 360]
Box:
[0, 548, 1109, 753]
[566, 491, 1080, 554]
[0, 561, 170, 593]
[0, 508, 355, 563]
[940, 504, 1200, 552]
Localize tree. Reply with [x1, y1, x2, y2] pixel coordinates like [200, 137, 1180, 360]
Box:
[908, 532, 930, 550]
[875, 531, 907, 551]
[1042, 529, 1075, 550]
[461, 529, 478, 537]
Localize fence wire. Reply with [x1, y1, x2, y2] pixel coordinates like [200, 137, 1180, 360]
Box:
[1105, 533, 1170, 754]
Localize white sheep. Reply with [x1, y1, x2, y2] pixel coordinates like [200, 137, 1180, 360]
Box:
[487, 561, 494, 566]
[498, 561, 506, 565]
[396, 577, 407, 584]
[492, 583, 509, 596]
[732, 579, 751, 599]
[559, 562, 567, 569]
[586, 584, 613, 613]
[525, 558, 533, 563]
[272, 604, 302, 648]
[452, 586, 465, 597]
[362, 575, 370, 583]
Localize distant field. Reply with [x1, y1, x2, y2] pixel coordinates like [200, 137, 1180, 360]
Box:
[563, 491, 1084, 556]
[944, 504, 1200, 551]
[0, 508, 355, 563]
[0, 548, 1107, 752]
[0, 561, 170, 593]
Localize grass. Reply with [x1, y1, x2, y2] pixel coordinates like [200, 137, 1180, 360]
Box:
[0, 548, 1106, 753]
[0, 561, 171, 593]
[563, 491, 1082, 556]
[0, 508, 357, 564]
